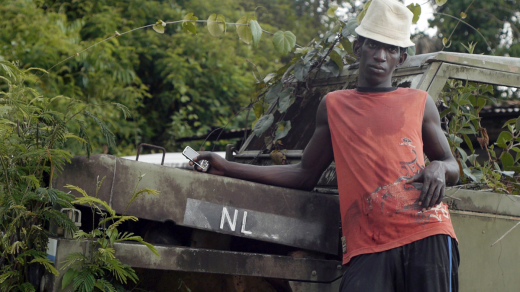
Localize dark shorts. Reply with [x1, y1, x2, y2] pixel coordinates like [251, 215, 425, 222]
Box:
[339, 234, 459, 292]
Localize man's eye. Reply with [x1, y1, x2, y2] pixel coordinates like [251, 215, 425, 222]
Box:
[389, 47, 398, 53]
[368, 42, 376, 48]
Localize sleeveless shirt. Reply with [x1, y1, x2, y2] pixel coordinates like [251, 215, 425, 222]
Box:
[326, 88, 457, 265]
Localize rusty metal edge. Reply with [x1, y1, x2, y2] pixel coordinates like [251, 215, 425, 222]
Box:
[113, 241, 344, 283]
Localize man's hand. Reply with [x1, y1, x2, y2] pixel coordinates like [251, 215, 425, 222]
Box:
[190, 152, 227, 176]
[406, 161, 447, 210]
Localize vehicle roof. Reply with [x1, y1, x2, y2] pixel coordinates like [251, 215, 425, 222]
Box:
[396, 51, 520, 72]
[122, 152, 226, 169]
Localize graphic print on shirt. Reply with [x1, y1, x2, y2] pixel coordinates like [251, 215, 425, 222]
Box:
[362, 138, 451, 224]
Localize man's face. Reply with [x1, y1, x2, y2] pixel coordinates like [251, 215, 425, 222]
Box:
[354, 38, 407, 87]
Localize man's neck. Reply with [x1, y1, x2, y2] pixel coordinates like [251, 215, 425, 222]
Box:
[356, 86, 397, 93]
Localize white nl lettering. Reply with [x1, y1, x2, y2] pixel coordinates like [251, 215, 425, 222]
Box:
[241, 211, 252, 235]
[219, 207, 253, 235]
[220, 207, 238, 231]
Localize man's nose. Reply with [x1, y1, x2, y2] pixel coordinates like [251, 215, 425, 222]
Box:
[373, 48, 387, 62]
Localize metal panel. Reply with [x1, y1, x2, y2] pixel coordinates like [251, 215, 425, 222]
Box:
[114, 242, 343, 283]
[437, 63, 520, 88]
[53, 155, 340, 254]
[445, 188, 520, 217]
[451, 211, 520, 292]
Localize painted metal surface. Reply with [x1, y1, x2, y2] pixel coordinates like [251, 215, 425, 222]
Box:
[114, 241, 343, 282]
[53, 155, 340, 255]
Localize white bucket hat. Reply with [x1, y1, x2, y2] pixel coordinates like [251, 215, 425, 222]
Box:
[355, 0, 415, 48]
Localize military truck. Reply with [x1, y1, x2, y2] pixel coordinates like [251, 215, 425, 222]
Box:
[43, 52, 520, 292]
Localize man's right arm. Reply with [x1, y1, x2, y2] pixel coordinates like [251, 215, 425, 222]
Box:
[193, 96, 334, 191]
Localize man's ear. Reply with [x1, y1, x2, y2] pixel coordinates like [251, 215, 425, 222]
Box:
[399, 50, 408, 66]
[353, 39, 362, 58]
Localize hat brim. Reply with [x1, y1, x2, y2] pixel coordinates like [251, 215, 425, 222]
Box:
[355, 26, 415, 48]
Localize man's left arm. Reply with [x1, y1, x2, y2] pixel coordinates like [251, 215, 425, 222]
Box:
[406, 94, 460, 209]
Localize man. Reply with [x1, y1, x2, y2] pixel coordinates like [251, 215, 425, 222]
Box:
[193, 0, 460, 291]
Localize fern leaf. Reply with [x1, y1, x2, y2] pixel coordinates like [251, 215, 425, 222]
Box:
[104, 216, 137, 231]
[19, 282, 35, 292]
[61, 252, 89, 270]
[115, 236, 159, 257]
[95, 279, 117, 292]
[73, 269, 96, 292]
[63, 184, 88, 197]
[104, 257, 134, 284]
[78, 120, 92, 158]
[29, 257, 59, 276]
[0, 271, 17, 284]
[111, 103, 132, 119]
[72, 196, 115, 217]
[41, 209, 78, 234]
[84, 111, 115, 149]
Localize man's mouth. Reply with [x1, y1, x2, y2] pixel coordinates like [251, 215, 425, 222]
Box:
[369, 65, 386, 73]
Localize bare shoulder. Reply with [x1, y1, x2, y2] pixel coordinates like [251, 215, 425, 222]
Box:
[423, 93, 441, 124]
[316, 94, 329, 126]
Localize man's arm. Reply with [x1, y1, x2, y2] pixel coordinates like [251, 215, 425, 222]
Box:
[406, 95, 460, 209]
[193, 96, 334, 191]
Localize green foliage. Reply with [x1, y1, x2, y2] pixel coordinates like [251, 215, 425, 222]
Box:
[440, 78, 520, 193]
[430, 0, 520, 55]
[62, 175, 159, 292]
[0, 61, 108, 291]
[272, 31, 297, 56]
[207, 14, 226, 37]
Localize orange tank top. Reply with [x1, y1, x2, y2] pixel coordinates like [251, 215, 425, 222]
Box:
[326, 88, 457, 265]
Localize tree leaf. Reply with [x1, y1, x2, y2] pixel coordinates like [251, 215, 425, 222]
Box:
[152, 20, 166, 34]
[236, 15, 252, 44]
[249, 20, 262, 48]
[357, 0, 372, 23]
[294, 62, 310, 82]
[340, 38, 353, 54]
[272, 31, 297, 56]
[497, 131, 513, 148]
[463, 167, 478, 182]
[463, 134, 474, 153]
[182, 13, 198, 34]
[342, 19, 358, 37]
[62, 268, 77, 290]
[274, 120, 292, 141]
[253, 102, 264, 119]
[406, 3, 421, 24]
[442, 37, 451, 48]
[457, 147, 468, 162]
[327, 5, 338, 18]
[329, 50, 344, 73]
[502, 152, 514, 170]
[515, 116, 520, 132]
[278, 88, 295, 113]
[266, 83, 282, 105]
[207, 14, 226, 37]
[460, 12, 467, 19]
[253, 114, 274, 136]
[263, 73, 277, 83]
[435, 0, 448, 6]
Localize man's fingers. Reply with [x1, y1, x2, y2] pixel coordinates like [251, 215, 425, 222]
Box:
[418, 176, 431, 207]
[193, 152, 211, 161]
[406, 173, 421, 184]
[428, 184, 441, 208]
[435, 184, 445, 206]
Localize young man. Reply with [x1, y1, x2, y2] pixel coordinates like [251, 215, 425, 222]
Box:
[193, 0, 460, 291]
